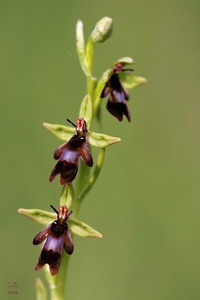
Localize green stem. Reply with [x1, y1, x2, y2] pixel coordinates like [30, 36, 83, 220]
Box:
[87, 76, 97, 115]
[77, 148, 105, 202]
[51, 253, 70, 300]
[44, 252, 70, 300]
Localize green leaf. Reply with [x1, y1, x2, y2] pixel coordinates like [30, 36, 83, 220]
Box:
[88, 131, 121, 148]
[76, 20, 91, 76]
[91, 17, 113, 43]
[69, 218, 102, 238]
[120, 73, 147, 89]
[43, 123, 74, 142]
[35, 278, 47, 300]
[79, 94, 93, 129]
[60, 183, 74, 208]
[18, 208, 55, 225]
[77, 148, 105, 201]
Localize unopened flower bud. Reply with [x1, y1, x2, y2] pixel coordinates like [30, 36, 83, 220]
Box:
[91, 17, 113, 43]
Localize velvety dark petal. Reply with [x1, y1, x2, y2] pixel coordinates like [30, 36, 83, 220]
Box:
[49, 254, 61, 276]
[63, 230, 74, 255]
[44, 235, 64, 252]
[33, 225, 51, 245]
[50, 118, 93, 185]
[35, 235, 64, 275]
[54, 141, 69, 159]
[109, 74, 122, 91]
[33, 205, 74, 276]
[50, 221, 68, 237]
[78, 141, 93, 167]
[110, 90, 126, 103]
[59, 161, 78, 185]
[122, 86, 129, 100]
[100, 85, 111, 98]
[100, 63, 133, 122]
[106, 100, 131, 122]
[49, 149, 79, 184]
[61, 148, 79, 163]
[123, 103, 131, 121]
[35, 248, 61, 276]
[49, 161, 62, 182]
[68, 135, 86, 151]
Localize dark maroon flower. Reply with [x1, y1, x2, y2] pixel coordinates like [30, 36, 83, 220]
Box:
[49, 118, 93, 185]
[33, 205, 74, 276]
[100, 63, 133, 122]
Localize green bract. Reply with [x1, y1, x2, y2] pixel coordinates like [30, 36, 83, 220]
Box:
[79, 94, 92, 129]
[76, 20, 91, 76]
[60, 184, 74, 208]
[35, 278, 47, 300]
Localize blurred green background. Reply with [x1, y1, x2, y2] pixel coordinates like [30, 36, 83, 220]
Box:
[1, 0, 200, 299]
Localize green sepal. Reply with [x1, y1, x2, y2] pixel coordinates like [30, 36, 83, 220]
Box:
[18, 208, 102, 238]
[88, 131, 121, 148]
[79, 94, 92, 129]
[69, 218, 102, 238]
[76, 20, 91, 76]
[60, 183, 74, 209]
[43, 123, 74, 141]
[114, 56, 135, 66]
[120, 73, 147, 89]
[18, 208, 55, 225]
[35, 278, 47, 300]
[43, 121, 120, 148]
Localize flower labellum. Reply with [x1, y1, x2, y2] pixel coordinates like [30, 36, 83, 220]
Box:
[100, 63, 133, 122]
[49, 118, 93, 185]
[33, 205, 74, 276]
